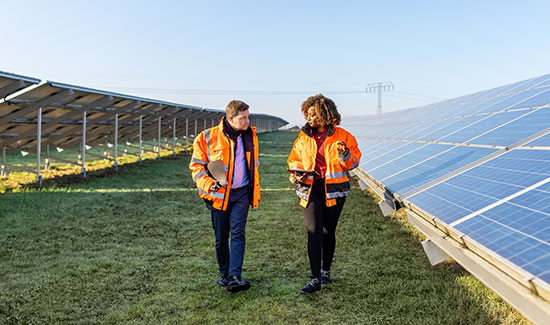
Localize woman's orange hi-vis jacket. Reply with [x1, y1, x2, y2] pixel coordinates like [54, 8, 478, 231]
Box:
[287, 124, 361, 208]
[189, 118, 260, 211]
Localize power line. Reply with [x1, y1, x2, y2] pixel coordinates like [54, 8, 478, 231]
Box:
[88, 85, 446, 105]
[89, 87, 366, 96]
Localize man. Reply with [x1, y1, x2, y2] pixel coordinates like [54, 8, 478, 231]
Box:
[189, 100, 260, 292]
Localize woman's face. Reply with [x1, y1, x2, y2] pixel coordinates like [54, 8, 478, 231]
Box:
[306, 106, 323, 128]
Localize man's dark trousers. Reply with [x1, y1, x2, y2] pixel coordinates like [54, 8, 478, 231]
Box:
[210, 187, 249, 277]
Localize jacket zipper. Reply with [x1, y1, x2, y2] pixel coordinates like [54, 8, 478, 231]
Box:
[221, 137, 233, 210]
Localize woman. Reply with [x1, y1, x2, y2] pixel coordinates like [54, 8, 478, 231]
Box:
[287, 94, 362, 294]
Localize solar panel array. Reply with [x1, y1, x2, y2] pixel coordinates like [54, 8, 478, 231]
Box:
[342, 74, 550, 321]
[0, 70, 287, 183]
[0, 76, 287, 150]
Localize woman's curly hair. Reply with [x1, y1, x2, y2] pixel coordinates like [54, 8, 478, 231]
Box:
[301, 94, 341, 126]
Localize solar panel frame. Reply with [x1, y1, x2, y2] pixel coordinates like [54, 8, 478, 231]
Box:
[0, 71, 41, 99]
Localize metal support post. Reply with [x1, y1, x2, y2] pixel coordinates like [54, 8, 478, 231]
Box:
[173, 118, 177, 157]
[203, 119, 207, 132]
[114, 113, 119, 171]
[36, 107, 42, 186]
[185, 118, 189, 154]
[1, 146, 6, 176]
[158, 117, 162, 160]
[139, 115, 143, 163]
[81, 110, 87, 178]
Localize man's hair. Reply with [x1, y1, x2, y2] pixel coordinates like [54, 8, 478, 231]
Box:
[226, 100, 249, 117]
[301, 94, 341, 126]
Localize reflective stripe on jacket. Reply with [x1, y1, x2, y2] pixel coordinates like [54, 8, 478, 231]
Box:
[287, 125, 361, 208]
[189, 118, 260, 210]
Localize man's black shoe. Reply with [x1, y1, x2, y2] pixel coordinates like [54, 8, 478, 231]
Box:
[300, 277, 321, 294]
[320, 269, 331, 285]
[218, 274, 229, 287]
[226, 275, 251, 293]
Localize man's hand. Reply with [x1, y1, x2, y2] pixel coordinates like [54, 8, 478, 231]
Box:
[337, 141, 349, 156]
[210, 180, 223, 192]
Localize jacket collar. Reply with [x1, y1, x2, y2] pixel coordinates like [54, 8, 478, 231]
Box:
[218, 116, 252, 140]
[301, 123, 335, 137]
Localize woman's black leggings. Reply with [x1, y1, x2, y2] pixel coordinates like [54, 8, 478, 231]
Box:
[301, 179, 345, 278]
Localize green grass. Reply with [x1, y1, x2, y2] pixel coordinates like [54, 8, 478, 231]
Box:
[0, 131, 527, 324]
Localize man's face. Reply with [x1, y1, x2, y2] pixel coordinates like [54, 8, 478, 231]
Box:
[228, 109, 250, 131]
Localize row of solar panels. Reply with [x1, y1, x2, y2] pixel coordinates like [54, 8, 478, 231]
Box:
[342, 73, 550, 324]
[0, 70, 288, 150]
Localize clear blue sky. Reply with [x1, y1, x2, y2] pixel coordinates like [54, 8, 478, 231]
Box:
[2, 0, 550, 126]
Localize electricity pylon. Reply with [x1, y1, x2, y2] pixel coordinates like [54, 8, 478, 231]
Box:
[366, 82, 394, 114]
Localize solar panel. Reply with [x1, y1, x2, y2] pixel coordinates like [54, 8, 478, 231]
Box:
[382, 146, 497, 194]
[1, 79, 288, 150]
[343, 73, 550, 323]
[1, 70, 288, 183]
[0, 71, 40, 98]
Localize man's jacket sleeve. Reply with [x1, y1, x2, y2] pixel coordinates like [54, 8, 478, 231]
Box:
[189, 132, 215, 193]
[338, 132, 361, 171]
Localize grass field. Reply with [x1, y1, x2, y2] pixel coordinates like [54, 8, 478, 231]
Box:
[0, 131, 527, 324]
[0, 140, 191, 194]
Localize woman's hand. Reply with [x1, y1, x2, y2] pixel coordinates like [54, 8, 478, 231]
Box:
[336, 141, 349, 156]
[294, 171, 309, 183]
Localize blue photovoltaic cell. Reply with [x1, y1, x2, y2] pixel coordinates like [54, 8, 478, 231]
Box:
[415, 118, 467, 140]
[411, 119, 465, 139]
[408, 181, 494, 224]
[533, 79, 550, 89]
[356, 139, 385, 156]
[453, 92, 519, 116]
[480, 149, 550, 176]
[454, 206, 550, 283]
[383, 146, 496, 194]
[407, 148, 550, 224]
[360, 142, 425, 172]
[491, 79, 532, 95]
[508, 75, 550, 92]
[472, 107, 550, 146]
[504, 88, 550, 110]
[359, 141, 408, 164]
[438, 110, 530, 144]
[391, 122, 438, 140]
[375, 123, 417, 139]
[476, 88, 550, 114]
[524, 134, 550, 147]
[368, 144, 452, 181]
[418, 115, 488, 142]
